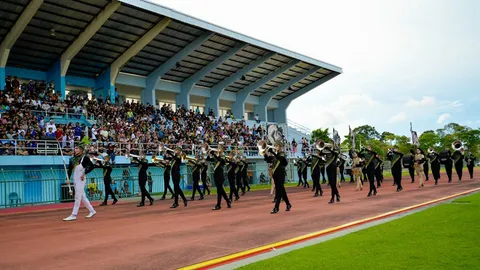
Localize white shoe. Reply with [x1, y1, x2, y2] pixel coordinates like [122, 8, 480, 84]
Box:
[63, 215, 76, 221]
[85, 212, 96, 218]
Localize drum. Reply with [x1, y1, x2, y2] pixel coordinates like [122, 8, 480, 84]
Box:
[402, 156, 413, 168]
[438, 151, 451, 164]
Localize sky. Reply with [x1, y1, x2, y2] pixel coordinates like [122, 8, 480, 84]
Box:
[151, 0, 480, 138]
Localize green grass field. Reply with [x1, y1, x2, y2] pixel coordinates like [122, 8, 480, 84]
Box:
[237, 192, 480, 270]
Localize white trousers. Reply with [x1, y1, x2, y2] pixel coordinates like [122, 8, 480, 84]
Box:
[71, 179, 95, 216]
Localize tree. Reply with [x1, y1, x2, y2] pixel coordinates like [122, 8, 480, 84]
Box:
[310, 128, 330, 144]
[353, 125, 381, 141]
[419, 130, 440, 152]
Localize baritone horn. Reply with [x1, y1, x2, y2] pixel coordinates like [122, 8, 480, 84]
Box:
[452, 140, 463, 151]
[315, 140, 333, 151]
[428, 147, 435, 154]
[257, 140, 276, 156]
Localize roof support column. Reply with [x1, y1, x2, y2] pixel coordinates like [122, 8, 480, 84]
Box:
[272, 107, 287, 124]
[60, 0, 120, 76]
[47, 60, 66, 100]
[176, 42, 246, 111]
[206, 51, 275, 117]
[257, 67, 318, 122]
[94, 66, 115, 102]
[141, 87, 156, 106]
[0, 0, 43, 90]
[231, 60, 299, 119]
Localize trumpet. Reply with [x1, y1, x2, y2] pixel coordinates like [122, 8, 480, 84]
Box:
[182, 153, 197, 162]
[158, 142, 175, 154]
[257, 140, 276, 156]
[452, 140, 463, 151]
[152, 155, 164, 163]
[125, 153, 142, 159]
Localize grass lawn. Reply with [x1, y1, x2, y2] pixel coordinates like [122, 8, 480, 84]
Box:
[237, 192, 480, 270]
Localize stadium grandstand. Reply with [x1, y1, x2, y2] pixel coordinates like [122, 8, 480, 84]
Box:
[0, 0, 342, 207]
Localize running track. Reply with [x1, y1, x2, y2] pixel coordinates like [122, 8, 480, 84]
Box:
[0, 173, 478, 270]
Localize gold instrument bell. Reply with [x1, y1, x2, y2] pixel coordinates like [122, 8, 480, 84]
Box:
[257, 140, 275, 156]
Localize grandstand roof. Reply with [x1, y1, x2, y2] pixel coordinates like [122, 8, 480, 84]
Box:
[0, 0, 342, 101]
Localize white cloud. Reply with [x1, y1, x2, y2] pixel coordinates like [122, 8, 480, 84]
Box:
[405, 96, 436, 108]
[389, 112, 408, 123]
[436, 113, 451, 124]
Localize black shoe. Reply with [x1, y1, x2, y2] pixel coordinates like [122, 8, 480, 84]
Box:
[184, 200, 188, 207]
[336, 195, 340, 202]
[212, 205, 221, 210]
[286, 204, 292, 211]
[235, 196, 239, 201]
[190, 197, 195, 201]
[199, 196, 204, 200]
[170, 195, 174, 199]
[314, 193, 319, 197]
[160, 196, 166, 200]
[374, 191, 377, 196]
[149, 198, 154, 205]
[112, 199, 118, 205]
[320, 190, 323, 196]
[170, 203, 178, 208]
[328, 199, 334, 204]
[99, 202, 107, 206]
[271, 208, 279, 214]
[367, 193, 372, 197]
[227, 201, 232, 208]
[137, 202, 145, 207]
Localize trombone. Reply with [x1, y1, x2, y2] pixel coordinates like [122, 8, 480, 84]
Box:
[125, 153, 142, 159]
[257, 140, 276, 156]
[158, 142, 175, 154]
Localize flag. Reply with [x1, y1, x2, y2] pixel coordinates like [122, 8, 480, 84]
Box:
[410, 122, 420, 146]
[333, 128, 341, 147]
[349, 125, 355, 150]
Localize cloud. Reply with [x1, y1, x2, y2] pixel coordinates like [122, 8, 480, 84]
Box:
[405, 96, 436, 107]
[389, 112, 407, 123]
[436, 113, 451, 124]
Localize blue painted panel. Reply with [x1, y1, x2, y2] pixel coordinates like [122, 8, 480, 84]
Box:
[5, 67, 47, 81]
[0, 67, 5, 90]
[23, 170, 42, 204]
[66, 75, 96, 88]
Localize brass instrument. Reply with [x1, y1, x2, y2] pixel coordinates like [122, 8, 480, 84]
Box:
[201, 143, 219, 154]
[125, 153, 142, 159]
[152, 155, 165, 163]
[428, 147, 435, 154]
[182, 153, 197, 163]
[257, 140, 276, 156]
[316, 139, 333, 151]
[158, 142, 175, 154]
[452, 140, 463, 151]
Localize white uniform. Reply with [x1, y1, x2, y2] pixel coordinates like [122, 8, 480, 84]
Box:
[64, 155, 96, 221]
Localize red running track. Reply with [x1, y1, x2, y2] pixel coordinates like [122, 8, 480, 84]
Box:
[0, 172, 478, 270]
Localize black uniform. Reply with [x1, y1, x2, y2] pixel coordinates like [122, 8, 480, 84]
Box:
[439, 150, 453, 182]
[465, 153, 476, 179]
[452, 150, 464, 181]
[324, 148, 340, 203]
[386, 149, 404, 191]
[189, 159, 204, 200]
[308, 151, 324, 197]
[407, 150, 415, 183]
[374, 156, 383, 187]
[242, 159, 250, 192]
[97, 161, 117, 205]
[427, 151, 441, 184]
[207, 153, 231, 210]
[360, 148, 377, 196]
[236, 159, 246, 195]
[295, 159, 304, 187]
[423, 159, 430, 181]
[201, 161, 211, 195]
[156, 155, 174, 200]
[227, 158, 240, 201]
[133, 157, 154, 207]
[170, 154, 188, 208]
[337, 157, 346, 183]
[264, 149, 291, 213]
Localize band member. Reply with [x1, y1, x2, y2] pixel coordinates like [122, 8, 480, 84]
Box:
[374, 153, 383, 188]
[337, 156, 346, 183]
[427, 148, 441, 185]
[407, 149, 415, 183]
[324, 143, 340, 203]
[360, 146, 377, 197]
[465, 152, 476, 179]
[241, 156, 251, 192]
[201, 157, 211, 195]
[414, 148, 427, 187]
[63, 144, 96, 221]
[170, 147, 188, 208]
[295, 157, 304, 187]
[423, 156, 430, 181]
[320, 163, 327, 184]
[132, 153, 154, 207]
[97, 156, 118, 206]
[264, 141, 291, 213]
[440, 148, 453, 182]
[154, 153, 175, 200]
[452, 147, 464, 181]
[352, 151, 363, 191]
[206, 146, 232, 210]
[269, 164, 275, 200]
[226, 151, 240, 201]
[236, 156, 246, 195]
[187, 154, 204, 201]
[386, 146, 404, 191]
[308, 148, 324, 197]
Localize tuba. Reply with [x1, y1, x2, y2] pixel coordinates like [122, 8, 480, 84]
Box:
[315, 139, 333, 151]
[428, 147, 435, 154]
[257, 140, 275, 156]
[452, 140, 462, 151]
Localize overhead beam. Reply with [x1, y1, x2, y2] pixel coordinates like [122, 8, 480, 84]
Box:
[176, 42, 247, 109]
[60, 0, 120, 76]
[109, 17, 172, 85]
[143, 31, 213, 105]
[231, 59, 299, 119]
[206, 51, 275, 116]
[0, 0, 43, 90]
[254, 67, 318, 122]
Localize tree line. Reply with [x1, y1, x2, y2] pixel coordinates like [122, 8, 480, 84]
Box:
[310, 123, 480, 157]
